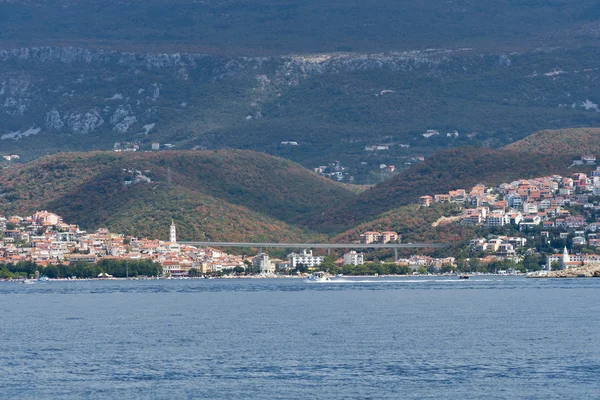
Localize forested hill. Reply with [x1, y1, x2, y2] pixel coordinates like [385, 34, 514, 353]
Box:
[0, 150, 355, 241]
[307, 147, 577, 232]
[0, 145, 592, 241]
[503, 128, 600, 154]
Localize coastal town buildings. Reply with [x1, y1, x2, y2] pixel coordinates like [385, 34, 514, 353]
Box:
[252, 253, 276, 274]
[0, 211, 249, 276]
[343, 251, 364, 266]
[287, 249, 324, 269]
[396, 255, 456, 271]
[359, 231, 399, 244]
[424, 169, 600, 236]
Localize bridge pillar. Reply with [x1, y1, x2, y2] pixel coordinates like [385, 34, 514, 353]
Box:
[259, 247, 263, 254]
[328, 248, 331, 255]
[394, 248, 398, 262]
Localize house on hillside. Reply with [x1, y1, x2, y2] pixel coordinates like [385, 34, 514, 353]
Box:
[582, 155, 597, 165]
[360, 232, 381, 244]
[422, 130, 440, 138]
[381, 232, 399, 244]
[419, 196, 433, 207]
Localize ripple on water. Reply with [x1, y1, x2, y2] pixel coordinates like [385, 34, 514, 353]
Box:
[0, 277, 599, 399]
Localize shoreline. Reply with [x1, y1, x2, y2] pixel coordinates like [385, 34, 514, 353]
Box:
[527, 264, 600, 278]
[0, 273, 524, 282]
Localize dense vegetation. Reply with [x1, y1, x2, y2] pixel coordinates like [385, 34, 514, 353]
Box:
[504, 128, 600, 155]
[0, 141, 590, 243]
[0, 150, 353, 241]
[334, 203, 477, 244]
[0, 259, 162, 279]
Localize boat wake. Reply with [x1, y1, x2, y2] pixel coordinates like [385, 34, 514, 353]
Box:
[308, 278, 499, 284]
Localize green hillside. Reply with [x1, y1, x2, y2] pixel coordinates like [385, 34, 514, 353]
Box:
[0, 150, 354, 241]
[0, 144, 590, 243]
[333, 203, 478, 245]
[503, 128, 600, 154]
[4, 46, 600, 182]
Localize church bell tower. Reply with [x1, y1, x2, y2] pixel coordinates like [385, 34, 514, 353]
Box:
[170, 220, 177, 243]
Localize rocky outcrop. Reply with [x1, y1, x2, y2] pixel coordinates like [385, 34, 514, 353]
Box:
[0, 46, 468, 141]
[529, 263, 600, 278]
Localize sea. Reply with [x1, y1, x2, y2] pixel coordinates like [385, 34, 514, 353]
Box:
[0, 276, 599, 399]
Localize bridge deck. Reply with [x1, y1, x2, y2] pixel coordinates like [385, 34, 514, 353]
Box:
[180, 241, 450, 249]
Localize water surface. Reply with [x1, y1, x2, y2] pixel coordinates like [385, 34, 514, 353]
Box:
[1, 276, 598, 399]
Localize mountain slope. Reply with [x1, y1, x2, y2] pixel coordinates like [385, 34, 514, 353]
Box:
[0, 150, 354, 240]
[333, 203, 477, 245]
[503, 128, 600, 154]
[3, 45, 600, 181]
[4, 2, 600, 178]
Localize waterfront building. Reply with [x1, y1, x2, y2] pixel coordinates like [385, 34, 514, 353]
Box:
[343, 251, 364, 266]
[287, 249, 324, 269]
[253, 253, 275, 274]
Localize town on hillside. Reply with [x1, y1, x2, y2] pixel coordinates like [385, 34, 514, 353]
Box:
[0, 210, 463, 277]
[0, 211, 386, 278]
[417, 161, 600, 271]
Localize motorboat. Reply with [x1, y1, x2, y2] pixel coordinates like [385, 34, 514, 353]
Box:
[458, 275, 469, 280]
[306, 271, 332, 282]
[37, 276, 50, 282]
[22, 279, 36, 284]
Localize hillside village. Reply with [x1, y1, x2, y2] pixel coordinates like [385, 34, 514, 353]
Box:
[417, 160, 600, 269]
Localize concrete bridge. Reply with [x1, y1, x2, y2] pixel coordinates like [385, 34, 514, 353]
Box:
[179, 241, 451, 258]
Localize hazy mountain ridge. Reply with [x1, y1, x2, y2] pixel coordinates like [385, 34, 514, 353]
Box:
[4, 0, 600, 180]
[4, 45, 600, 174]
[2, 0, 599, 54]
[0, 46, 454, 146]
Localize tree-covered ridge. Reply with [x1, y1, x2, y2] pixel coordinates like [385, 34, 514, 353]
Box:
[0, 150, 353, 241]
[503, 128, 600, 155]
[333, 203, 477, 246]
[0, 145, 591, 244]
[0, 259, 162, 279]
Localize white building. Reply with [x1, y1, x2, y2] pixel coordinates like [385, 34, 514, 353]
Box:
[522, 203, 538, 214]
[253, 253, 275, 274]
[486, 211, 509, 227]
[343, 251, 364, 266]
[287, 249, 324, 269]
[170, 221, 177, 243]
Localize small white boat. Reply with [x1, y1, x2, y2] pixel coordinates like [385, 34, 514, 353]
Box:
[306, 271, 332, 282]
[37, 276, 50, 282]
[22, 279, 36, 284]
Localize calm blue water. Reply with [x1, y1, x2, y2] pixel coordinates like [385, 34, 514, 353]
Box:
[1, 276, 599, 399]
